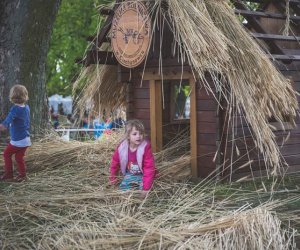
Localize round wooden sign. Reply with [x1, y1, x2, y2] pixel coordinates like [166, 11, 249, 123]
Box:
[111, 1, 151, 68]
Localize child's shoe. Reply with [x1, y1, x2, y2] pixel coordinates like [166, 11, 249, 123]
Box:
[14, 175, 27, 183]
[0, 174, 14, 182]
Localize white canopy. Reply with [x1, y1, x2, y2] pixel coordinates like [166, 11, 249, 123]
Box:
[48, 94, 72, 114]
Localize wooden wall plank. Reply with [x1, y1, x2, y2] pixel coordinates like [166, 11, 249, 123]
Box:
[135, 109, 150, 120]
[134, 98, 150, 109]
[196, 100, 217, 111]
[197, 111, 216, 122]
[156, 82, 163, 151]
[197, 145, 217, 157]
[133, 80, 150, 88]
[150, 80, 162, 152]
[126, 82, 134, 120]
[198, 167, 216, 178]
[142, 71, 192, 81]
[134, 88, 150, 99]
[197, 134, 217, 145]
[190, 77, 198, 177]
[230, 154, 300, 174]
[197, 122, 217, 133]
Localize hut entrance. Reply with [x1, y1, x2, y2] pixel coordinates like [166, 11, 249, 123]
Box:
[147, 72, 198, 176]
[161, 80, 191, 148]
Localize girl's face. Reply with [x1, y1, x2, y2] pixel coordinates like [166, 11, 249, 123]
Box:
[128, 126, 144, 147]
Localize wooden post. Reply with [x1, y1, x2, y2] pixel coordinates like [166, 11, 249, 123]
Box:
[126, 81, 134, 120]
[150, 80, 162, 152]
[190, 78, 198, 177]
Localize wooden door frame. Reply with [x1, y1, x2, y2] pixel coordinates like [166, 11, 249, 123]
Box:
[189, 77, 198, 177]
[143, 71, 198, 177]
[149, 79, 163, 152]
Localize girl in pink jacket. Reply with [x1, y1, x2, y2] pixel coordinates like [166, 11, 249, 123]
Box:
[109, 119, 156, 193]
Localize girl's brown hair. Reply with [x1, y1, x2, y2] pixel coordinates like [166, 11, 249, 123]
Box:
[9, 85, 29, 104]
[125, 119, 145, 138]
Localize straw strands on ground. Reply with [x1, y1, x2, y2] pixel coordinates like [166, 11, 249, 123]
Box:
[0, 134, 299, 249]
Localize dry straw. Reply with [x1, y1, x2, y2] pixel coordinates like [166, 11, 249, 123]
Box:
[74, 0, 298, 175]
[152, 0, 299, 175]
[202, 0, 298, 174]
[0, 134, 298, 249]
[1, 1, 299, 248]
[73, 64, 126, 119]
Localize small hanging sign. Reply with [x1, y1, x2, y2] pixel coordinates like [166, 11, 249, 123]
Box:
[111, 1, 151, 68]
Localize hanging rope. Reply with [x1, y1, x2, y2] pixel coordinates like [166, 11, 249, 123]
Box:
[283, 0, 290, 36]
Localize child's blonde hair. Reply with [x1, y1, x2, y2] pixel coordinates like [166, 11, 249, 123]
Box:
[125, 119, 145, 138]
[9, 85, 29, 104]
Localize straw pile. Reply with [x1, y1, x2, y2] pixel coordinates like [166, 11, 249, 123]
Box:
[0, 133, 298, 249]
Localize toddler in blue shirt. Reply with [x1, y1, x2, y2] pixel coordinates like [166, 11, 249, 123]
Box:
[0, 85, 31, 182]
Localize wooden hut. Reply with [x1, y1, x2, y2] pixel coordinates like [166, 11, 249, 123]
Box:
[77, 0, 300, 180]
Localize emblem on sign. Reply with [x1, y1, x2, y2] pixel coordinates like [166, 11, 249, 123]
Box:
[111, 1, 151, 68]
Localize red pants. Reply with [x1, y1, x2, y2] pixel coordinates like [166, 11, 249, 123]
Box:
[3, 143, 28, 178]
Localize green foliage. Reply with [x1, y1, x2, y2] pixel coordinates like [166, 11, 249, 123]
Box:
[245, 2, 260, 11]
[231, 1, 260, 23]
[229, 1, 259, 10]
[46, 0, 112, 96]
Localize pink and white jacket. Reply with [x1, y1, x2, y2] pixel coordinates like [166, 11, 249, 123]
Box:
[109, 139, 156, 190]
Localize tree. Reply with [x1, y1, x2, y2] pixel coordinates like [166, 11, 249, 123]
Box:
[46, 0, 112, 97]
[0, 0, 61, 136]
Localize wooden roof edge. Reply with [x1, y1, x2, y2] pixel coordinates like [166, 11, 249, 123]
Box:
[75, 51, 117, 66]
[94, 0, 121, 48]
[233, 0, 286, 55]
[98, 7, 114, 16]
[269, 54, 300, 62]
[86, 35, 110, 43]
[239, 0, 300, 5]
[235, 9, 300, 21]
[252, 32, 300, 42]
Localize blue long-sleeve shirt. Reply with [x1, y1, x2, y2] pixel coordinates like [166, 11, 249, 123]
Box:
[1, 104, 30, 141]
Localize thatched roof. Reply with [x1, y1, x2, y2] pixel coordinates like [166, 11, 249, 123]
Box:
[74, 0, 299, 174]
[73, 64, 125, 118]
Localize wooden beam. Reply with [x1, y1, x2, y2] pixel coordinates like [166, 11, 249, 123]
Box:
[273, 1, 300, 26]
[126, 81, 134, 119]
[99, 7, 114, 16]
[251, 32, 300, 41]
[150, 80, 162, 153]
[142, 71, 193, 81]
[238, 0, 270, 3]
[134, 58, 190, 70]
[233, 0, 286, 54]
[77, 1, 121, 66]
[290, 2, 300, 15]
[86, 36, 110, 43]
[76, 51, 117, 66]
[257, 1, 300, 46]
[95, 0, 121, 48]
[269, 54, 300, 61]
[235, 9, 300, 21]
[190, 78, 198, 177]
[239, 0, 300, 4]
[289, 0, 300, 5]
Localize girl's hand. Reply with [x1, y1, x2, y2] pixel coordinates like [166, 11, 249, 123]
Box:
[0, 124, 6, 131]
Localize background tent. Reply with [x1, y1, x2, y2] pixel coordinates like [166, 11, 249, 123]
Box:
[48, 94, 72, 114]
